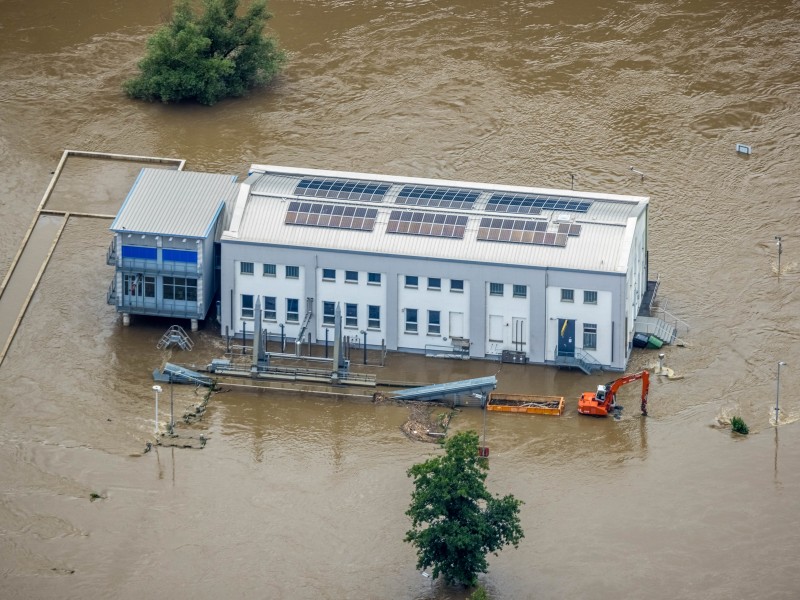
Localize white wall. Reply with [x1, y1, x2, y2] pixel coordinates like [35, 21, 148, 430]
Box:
[545, 286, 613, 365]
[233, 260, 306, 338]
[484, 283, 530, 356]
[396, 276, 470, 351]
[315, 268, 387, 345]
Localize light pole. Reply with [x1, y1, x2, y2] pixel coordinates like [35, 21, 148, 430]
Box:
[775, 361, 786, 426]
[152, 385, 162, 435]
[169, 374, 174, 434]
[775, 236, 782, 278]
[360, 330, 367, 365]
[279, 323, 285, 353]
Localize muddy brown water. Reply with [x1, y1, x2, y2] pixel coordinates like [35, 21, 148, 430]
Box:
[1, 1, 800, 598]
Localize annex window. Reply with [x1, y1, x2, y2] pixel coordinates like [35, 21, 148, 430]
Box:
[450, 279, 464, 293]
[263, 296, 277, 321]
[561, 288, 574, 302]
[144, 276, 155, 298]
[286, 265, 300, 279]
[323, 301, 335, 325]
[368, 305, 380, 329]
[286, 298, 299, 322]
[240, 262, 254, 275]
[263, 263, 276, 277]
[405, 275, 418, 288]
[513, 284, 527, 299]
[428, 310, 441, 335]
[322, 268, 336, 281]
[368, 272, 381, 285]
[163, 276, 197, 301]
[405, 308, 418, 333]
[241, 294, 254, 318]
[345, 270, 359, 283]
[489, 282, 504, 296]
[428, 277, 441, 290]
[583, 323, 597, 350]
[584, 290, 598, 304]
[345, 303, 358, 327]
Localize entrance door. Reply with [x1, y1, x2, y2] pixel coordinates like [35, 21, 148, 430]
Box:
[488, 315, 503, 342]
[449, 311, 464, 338]
[557, 318, 575, 357]
[511, 317, 526, 351]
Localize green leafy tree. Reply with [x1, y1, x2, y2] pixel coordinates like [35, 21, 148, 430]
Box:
[124, 0, 286, 105]
[405, 430, 524, 587]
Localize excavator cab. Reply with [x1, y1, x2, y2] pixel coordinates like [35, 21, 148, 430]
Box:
[578, 371, 649, 417]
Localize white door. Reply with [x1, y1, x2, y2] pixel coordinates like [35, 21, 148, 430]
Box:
[449, 311, 464, 338]
[488, 315, 503, 342]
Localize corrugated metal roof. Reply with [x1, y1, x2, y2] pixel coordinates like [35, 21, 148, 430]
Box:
[223, 166, 648, 273]
[111, 168, 239, 238]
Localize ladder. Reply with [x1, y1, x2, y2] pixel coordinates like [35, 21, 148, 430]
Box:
[157, 325, 194, 351]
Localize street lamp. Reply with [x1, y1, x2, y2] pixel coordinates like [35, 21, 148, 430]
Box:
[775, 361, 786, 426]
[152, 385, 162, 435]
[360, 330, 367, 365]
[775, 236, 782, 278]
[169, 374, 174, 434]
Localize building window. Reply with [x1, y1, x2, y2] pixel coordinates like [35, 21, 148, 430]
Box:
[163, 276, 197, 301]
[368, 305, 380, 329]
[264, 296, 277, 321]
[368, 272, 381, 285]
[241, 294, 254, 318]
[490, 282, 504, 296]
[450, 279, 464, 293]
[428, 310, 441, 335]
[286, 265, 300, 279]
[513, 284, 527, 298]
[240, 262, 254, 275]
[345, 270, 358, 283]
[584, 290, 598, 304]
[405, 275, 418, 288]
[144, 276, 155, 298]
[405, 308, 418, 333]
[323, 301, 335, 325]
[583, 323, 597, 350]
[322, 268, 336, 281]
[286, 298, 299, 322]
[263, 263, 276, 277]
[561, 288, 574, 302]
[345, 303, 358, 327]
[428, 277, 441, 290]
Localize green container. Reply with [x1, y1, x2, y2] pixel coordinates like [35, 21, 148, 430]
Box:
[646, 335, 663, 349]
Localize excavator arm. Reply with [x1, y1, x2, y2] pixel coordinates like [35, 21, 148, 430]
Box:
[578, 370, 649, 417]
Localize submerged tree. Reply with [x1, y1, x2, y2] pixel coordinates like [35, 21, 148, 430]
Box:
[405, 430, 524, 587]
[124, 0, 286, 105]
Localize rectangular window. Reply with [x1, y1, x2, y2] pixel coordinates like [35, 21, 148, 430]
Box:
[584, 290, 598, 304]
[264, 296, 277, 321]
[263, 263, 276, 277]
[368, 305, 380, 329]
[583, 323, 597, 350]
[405, 275, 418, 288]
[162, 276, 173, 299]
[322, 268, 336, 281]
[242, 294, 254, 318]
[144, 276, 155, 298]
[405, 308, 418, 333]
[428, 310, 441, 335]
[345, 303, 358, 327]
[513, 284, 527, 298]
[428, 277, 441, 290]
[286, 265, 300, 279]
[323, 301, 335, 325]
[345, 270, 358, 283]
[561, 288, 574, 302]
[163, 276, 196, 301]
[286, 298, 299, 322]
[450, 279, 464, 293]
[490, 282, 504, 296]
[368, 272, 381, 285]
[240, 262, 254, 275]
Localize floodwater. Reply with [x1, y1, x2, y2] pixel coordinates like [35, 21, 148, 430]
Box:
[1, 0, 799, 598]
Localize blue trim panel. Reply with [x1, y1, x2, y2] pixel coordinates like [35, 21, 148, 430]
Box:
[163, 249, 198, 263]
[121, 245, 157, 260]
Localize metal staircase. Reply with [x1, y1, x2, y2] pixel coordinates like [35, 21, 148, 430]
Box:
[157, 325, 194, 351]
[294, 297, 314, 355]
[553, 346, 604, 375]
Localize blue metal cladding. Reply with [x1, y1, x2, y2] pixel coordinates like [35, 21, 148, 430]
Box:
[163, 249, 198, 263]
[121, 245, 157, 260]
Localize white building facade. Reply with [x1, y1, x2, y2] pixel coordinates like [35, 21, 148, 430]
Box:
[220, 165, 650, 371]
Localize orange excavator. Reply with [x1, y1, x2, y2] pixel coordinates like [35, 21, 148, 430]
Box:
[578, 371, 649, 417]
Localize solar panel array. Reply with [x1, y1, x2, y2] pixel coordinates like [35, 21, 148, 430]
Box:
[285, 201, 378, 231]
[397, 185, 479, 210]
[295, 178, 390, 202]
[477, 217, 568, 247]
[557, 222, 582, 236]
[387, 210, 468, 239]
[486, 192, 592, 214]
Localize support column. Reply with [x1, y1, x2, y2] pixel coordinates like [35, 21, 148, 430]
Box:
[123, 313, 131, 326]
[191, 319, 199, 332]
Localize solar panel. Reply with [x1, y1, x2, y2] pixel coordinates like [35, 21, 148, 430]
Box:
[397, 185, 479, 210]
[387, 210, 468, 239]
[557, 223, 582, 236]
[477, 217, 567, 247]
[486, 192, 592, 214]
[285, 201, 378, 231]
[295, 178, 390, 202]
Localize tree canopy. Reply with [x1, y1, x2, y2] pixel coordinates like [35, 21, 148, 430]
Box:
[124, 0, 286, 105]
[405, 430, 524, 587]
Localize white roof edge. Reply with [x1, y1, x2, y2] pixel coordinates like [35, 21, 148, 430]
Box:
[224, 178, 254, 239]
[248, 164, 649, 205]
[615, 215, 639, 272]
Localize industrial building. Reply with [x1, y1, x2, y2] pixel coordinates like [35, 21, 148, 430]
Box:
[218, 165, 656, 372]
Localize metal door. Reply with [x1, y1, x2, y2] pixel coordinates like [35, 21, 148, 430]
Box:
[557, 318, 575, 357]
